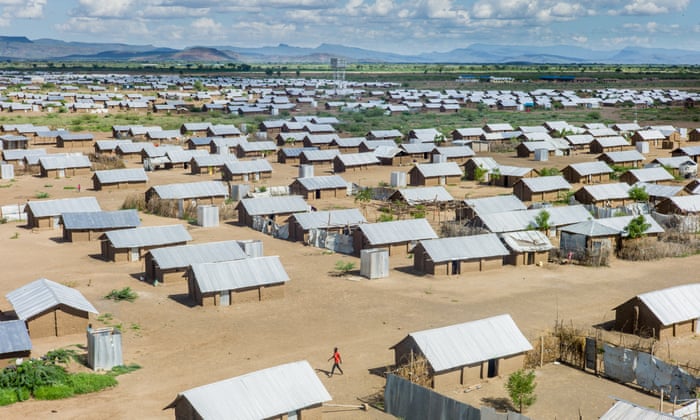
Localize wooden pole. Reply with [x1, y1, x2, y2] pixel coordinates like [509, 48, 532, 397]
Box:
[540, 336, 544, 368]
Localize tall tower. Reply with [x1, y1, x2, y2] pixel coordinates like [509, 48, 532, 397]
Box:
[330, 57, 346, 87]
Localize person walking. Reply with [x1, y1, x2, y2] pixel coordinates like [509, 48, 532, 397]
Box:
[327, 347, 343, 377]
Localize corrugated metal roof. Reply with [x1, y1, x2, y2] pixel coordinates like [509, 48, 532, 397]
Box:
[565, 134, 594, 145]
[577, 183, 630, 201]
[239, 195, 309, 216]
[95, 139, 132, 151]
[518, 176, 571, 193]
[636, 129, 666, 140]
[333, 137, 365, 147]
[634, 182, 682, 198]
[166, 149, 209, 164]
[477, 205, 592, 233]
[280, 147, 318, 158]
[359, 218, 438, 245]
[665, 195, 700, 212]
[39, 154, 91, 170]
[192, 154, 238, 166]
[567, 161, 614, 176]
[6, 278, 98, 320]
[62, 209, 140, 230]
[600, 150, 645, 163]
[151, 181, 228, 200]
[292, 208, 366, 230]
[373, 145, 401, 159]
[336, 152, 380, 166]
[105, 224, 192, 248]
[2, 148, 47, 161]
[224, 159, 273, 175]
[116, 142, 149, 154]
[500, 230, 553, 252]
[498, 165, 534, 177]
[400, 143, 435, 154]
[191, 256, 289, 293]
[295, 175, 348, 191]
[393, 186, 454, 205]
[596, 214, 664, 237]
[593, 136, 629, 147]
[27, 196, 101, 218]
[600, 399, 679, 420]
[149, 240, 248, 270]
[464, 195, 527, 216]
[418, 234, 509, 262]
[652, 156, 696, 168]
[559, 219, 620, 236]
[58, 132, 94, 141]
[0, 320, 31, 354]
[300, 149, 340, 161]
[94, 168, 148, 184]
[239, 141, 277, 152]
[172, 360, 331, 420]
[434, 146, 474, 158]
[404, 314, 533, 372]
[625, 167, 674, 183]
[414, 162, 462, 177]
[304, 134, 338, 144]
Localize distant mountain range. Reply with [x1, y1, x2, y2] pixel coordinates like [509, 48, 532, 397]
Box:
[1, 36, 699, 65]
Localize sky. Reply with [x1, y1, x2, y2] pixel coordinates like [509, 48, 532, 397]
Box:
[1, 0, 699, 53]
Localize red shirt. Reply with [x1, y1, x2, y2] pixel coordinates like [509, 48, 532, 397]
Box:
[333, 351, 342, 363]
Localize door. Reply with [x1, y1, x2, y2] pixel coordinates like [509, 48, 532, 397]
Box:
[58, 169, 65, 178]
[287, 411, 298, 420]
[487, 359, 499, 378]
[439, 176, 446, 185]
[315, 190, 321, 199]
[130, 247, 139, 262]
[451, 260, 460, 275]
[527, 252, 535, 265]
[220, 291, 230, 306]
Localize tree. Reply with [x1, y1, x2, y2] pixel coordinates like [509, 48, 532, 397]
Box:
[473, 165, 489, 183]
[628, 185, 649, 202]
[534, 210, 551, 232]
[192, 80, 204, 91]
[433, 133, 445, 145]
[624, 215, 651, 239]
[355, 188, 372, 216]
[505, 369, 537, 413]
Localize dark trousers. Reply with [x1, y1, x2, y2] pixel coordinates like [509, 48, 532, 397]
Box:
[330, 362, 343, 375]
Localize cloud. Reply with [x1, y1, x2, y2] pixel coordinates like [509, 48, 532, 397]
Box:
[139, 6, 210, 19]
[572, 35, 588, 44]
[74, 0, 134, 18]
[0, 0, 46, 22]
[617, 0, 689, 15]
[190, 17, 223, 37]
[602, 35, 650, 46]
[55, 16, 149, 38]
[471, 0, 594, 21]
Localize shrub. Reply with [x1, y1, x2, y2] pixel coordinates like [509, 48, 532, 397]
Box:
[34, 384, 74, 400]
[108, 364, 141, 376]
[67, 373, 117, 394]
[44, 348, 79, 365]
[104, 287, 138, 303]
[505, 369, 537, 413]
[121, 193, 146, 211]
[35, 192, 50, 199]
[334, 261, 355, 275]
[0, 388, 18, 406]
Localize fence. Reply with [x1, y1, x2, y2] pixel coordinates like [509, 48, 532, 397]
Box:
[384, 374, 530, 420]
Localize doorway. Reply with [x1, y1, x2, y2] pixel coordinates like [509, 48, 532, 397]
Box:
[487, 359, 499, 378]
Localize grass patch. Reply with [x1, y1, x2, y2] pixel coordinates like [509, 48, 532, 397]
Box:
[0, 388, 18, 406]
[67, 373, 117, 395]
[10, 232, 19, 239]
[108, 364, 141, 377]
[104, 287, 138, 303]
[35, 192, 49, 199]
[33, 384, 75, 400]
[63, 186, 76, 190]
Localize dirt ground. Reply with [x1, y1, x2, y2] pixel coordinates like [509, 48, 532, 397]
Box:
[1, 125, 699, 419]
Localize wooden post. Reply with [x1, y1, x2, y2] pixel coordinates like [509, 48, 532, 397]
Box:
[660, 388, 664, 412]
[540, 336, 544, 368]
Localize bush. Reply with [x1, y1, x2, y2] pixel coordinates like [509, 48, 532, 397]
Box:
[67, 373, 117, 394]
[121, 193, 146, 211]
[105, 287, 138, 303]
[0, 388, 18, 406]
[34, 384, 74, 400]
[108, 364, 141, 376]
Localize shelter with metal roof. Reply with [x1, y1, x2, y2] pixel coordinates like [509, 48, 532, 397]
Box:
[573, 182, 631, 206]
[353, 218, 438, 256]
[288, 208, 366, 242]
[619, 167, 674, 185]
[614, 283, 700, 340]
[333, 152, 381, 173]
[562, 161, 614, 184]
[513, 175, 571, 202]
[26, 196, 101, 230]
[146, 181, 228, 206]
[187, 256, 289, 306]
[472, 204, 592, 234]
[102, 224, 192, 262]
[412, 234, 509, 276]
[5, 278, 98, 338]
[289, 175, 348, 200]
[655, 195, 700, 215]
[38, 154, 92, 178]
[222, 159, 273, 182]
[463, 157, 535, 187]
[408, 162, 462, 186]
[92, 168, 148, 191]
[61, 209, 140, 242]
[236, 195, 309, 228]
[391, 314, 532, 390]
[0, 320, 32, 360]
[599, 399, 679, 420]
[166, 360, 331, 420]
[388, 186, 454, 206]
[598, 150, 645, 167]
[500, 230, 553, 266]
[145, 240, 249, 283]
[459, 194, 526, 221]
[190, 154, 238, 175]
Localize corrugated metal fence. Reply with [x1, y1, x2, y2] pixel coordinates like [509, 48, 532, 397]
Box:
[384, 374, 530, 420]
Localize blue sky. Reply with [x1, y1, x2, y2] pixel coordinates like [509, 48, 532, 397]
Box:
[2, 0, 698, 53]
